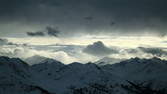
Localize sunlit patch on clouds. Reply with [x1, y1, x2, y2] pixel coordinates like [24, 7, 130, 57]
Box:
[0, 35, 166, 65]
[0, 44, 82, 64]
[6, 35, 167, 48]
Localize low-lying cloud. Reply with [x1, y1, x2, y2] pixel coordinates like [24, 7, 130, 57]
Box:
[0, 38, 23, 46]
[0, 38, 8, 45]
[83, 41, 118, 57]
[138, 47, 167, 57]
[1, 39, 167, 65]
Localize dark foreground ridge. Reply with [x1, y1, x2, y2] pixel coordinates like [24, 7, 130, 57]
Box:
[0, 56, 167, 94]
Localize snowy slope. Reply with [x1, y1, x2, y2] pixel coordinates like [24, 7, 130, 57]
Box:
[1, 56, 167, 94]
[102, 57, 167, 89]
[0, 56, 55, 94]
[31, 61, 121, 94]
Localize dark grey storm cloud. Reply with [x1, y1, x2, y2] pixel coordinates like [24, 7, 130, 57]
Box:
[83, 41, 118, 56]
[0, 38, 8, 45]
[26, 26, 60, 37]
[0, 0, 167, 36]
[138, 47, 167, 57]
[27, 31, 45, 36]
[46, 26, 60, 37]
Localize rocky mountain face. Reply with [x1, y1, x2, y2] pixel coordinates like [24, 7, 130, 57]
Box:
[0, 56, 167, 94]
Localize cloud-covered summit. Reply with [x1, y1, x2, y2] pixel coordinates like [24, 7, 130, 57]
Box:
[83, 41, 118, 57]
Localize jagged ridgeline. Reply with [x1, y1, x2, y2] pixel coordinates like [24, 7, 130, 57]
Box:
[0, 56, 167, 94]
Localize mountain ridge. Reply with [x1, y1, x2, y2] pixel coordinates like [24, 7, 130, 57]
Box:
[0, 56, 167, 94]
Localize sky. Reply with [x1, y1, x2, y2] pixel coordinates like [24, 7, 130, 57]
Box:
[0, 0, 167, 64]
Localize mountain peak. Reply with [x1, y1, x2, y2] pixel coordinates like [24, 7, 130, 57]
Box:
[25, 55, 48, 65]
[0, 56, 28, 65]
[0, 56, 10, 62]
[151, 57, 162, 61]
[127, 57, 141, 63]
[118, 57, 167, 65]
[40, 58, 63, 65]
[31, 58, 64, 72]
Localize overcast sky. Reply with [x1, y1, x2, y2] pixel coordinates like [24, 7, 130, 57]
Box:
[0, 0, 167, 64]
[0, 0, 167, 37]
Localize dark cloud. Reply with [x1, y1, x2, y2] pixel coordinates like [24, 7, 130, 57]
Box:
[0, 38, 18, 46]
[84, 16, 93, 21]
[0, 0, 167, 37]
[83, 41, 118, 56]
[0, 38, 8, 45]
[26, 26, 60, 37]
[46, 26, 60, 37]
[138, 47, 167, 57]
[0, 38, 28, 46]
[27, 31, 45, 37]
[123, 47, 167, 58]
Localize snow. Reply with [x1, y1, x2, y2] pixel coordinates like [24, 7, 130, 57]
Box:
[0, 56, 167, 94]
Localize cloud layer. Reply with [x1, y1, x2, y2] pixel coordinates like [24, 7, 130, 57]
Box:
[0, 0, 167, 37]
[1, 39, 167, 64]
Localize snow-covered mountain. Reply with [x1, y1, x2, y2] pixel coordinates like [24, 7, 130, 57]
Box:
[31, 61, 121, 94]
[0, 56, 167, 94]
[25, 55, 49, 65]
[102, 57, 167, 89]
[0, 56, 56, 94]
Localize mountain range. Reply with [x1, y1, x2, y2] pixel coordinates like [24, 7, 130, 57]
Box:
[0, 56, 167, 94]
